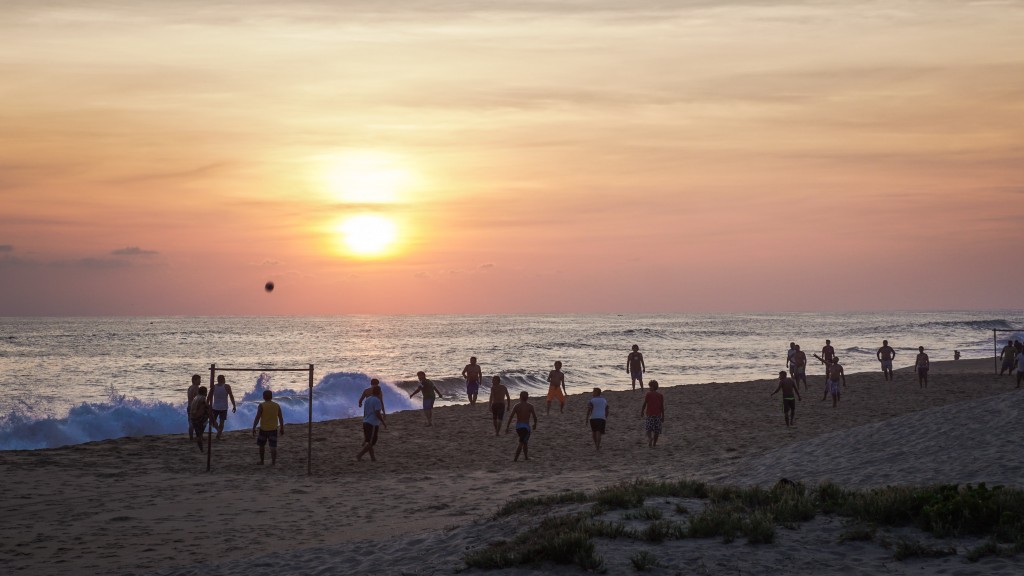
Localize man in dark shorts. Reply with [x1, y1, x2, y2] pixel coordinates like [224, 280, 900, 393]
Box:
[915, 346, 930, 388]
[189, 385, 209, 452]
[877, 340, 896, 382]
[252, 390, 284, 465]
[488, 375, 511, 436]
[626, 344, 646, 390]
[1000, 341, 1016, 376]
[790, 345, 808, 391]
[187, 374, 202, 441]
[506, 391, 538, 461]
[584, 388, 608, 450]
[357, 387, 387, 462]
[770, 371, 802, 427]
[820, 339, 835, 381]
[462, 356, 483, 406]
[639, 380, 665, 447]
[207, 374, 237, 440]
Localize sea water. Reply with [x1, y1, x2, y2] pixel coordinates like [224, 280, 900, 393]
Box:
[0, 311, 1021, 450]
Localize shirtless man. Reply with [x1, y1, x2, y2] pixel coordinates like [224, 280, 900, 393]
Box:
[505, 391, 538, 461]
[821, 339, 835, 371]
[488, 375, 511, 436]
[358, 378, 386, 415]
[626, 344, 646, 390]
[189, 386, 210, 452]
[790, 345, 808, 391]
[187, 374, 202, 441]
[462, 356, 483, 406]
[546, 361, 567, 415]
[915, 346, 930, 388]
[1000, 342, 1016, 376]
[877, 340, 896, 382]
[770, 371, 802, 427]
[818, 356, 845, 408]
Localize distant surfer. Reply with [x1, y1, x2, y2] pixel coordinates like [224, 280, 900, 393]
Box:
[488, 375, 511, 436]
[410, 371, 443, 426]
[461, 356, 482, 406]
[505, 391, 538, 461]
[876, 340, 896, 382]
[546, 361, 567, 415]
[207, 375, 237, 440]
[915, 346, 930, 388]
[626, 345, 646, 390]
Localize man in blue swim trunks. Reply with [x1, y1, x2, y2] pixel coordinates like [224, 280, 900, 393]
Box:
[461, 356, 482, 406]
[505, 391, 538, 462]
[410, 371, 443, 427]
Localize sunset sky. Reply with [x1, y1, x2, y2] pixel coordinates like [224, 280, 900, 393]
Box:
[2, 0, 1022, 315]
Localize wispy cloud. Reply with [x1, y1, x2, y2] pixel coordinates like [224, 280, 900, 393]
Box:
[111, 246, 159, 256]
[0, 245, 12, 253]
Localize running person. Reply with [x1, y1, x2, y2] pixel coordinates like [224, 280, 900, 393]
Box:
[626, 345, 646, 390]
[770, 371, 802, 427]
[488, 375, 511, 436]
[356, 387, 387, 462]
[207, 375, 237, 440]
[790, 345, 808, 390]
[818, 356, 845, 408]
[251, 390, 284, 465]
[546, 361, 567, 415]
[462, 356, 483, 406]
[506, 391, 538, 461]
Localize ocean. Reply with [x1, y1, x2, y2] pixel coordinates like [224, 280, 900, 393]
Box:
[1, 311, 1021, 450]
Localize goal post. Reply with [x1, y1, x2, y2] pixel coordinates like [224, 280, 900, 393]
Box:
[207, 363, 315, 475]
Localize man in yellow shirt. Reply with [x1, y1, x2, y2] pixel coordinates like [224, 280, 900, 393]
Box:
[251, 390, 285, 465]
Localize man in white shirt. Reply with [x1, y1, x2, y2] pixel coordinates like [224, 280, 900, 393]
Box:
[585, 388, 609, 450]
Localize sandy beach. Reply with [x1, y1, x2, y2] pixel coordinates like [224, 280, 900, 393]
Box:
[3, 357, 1024, 575]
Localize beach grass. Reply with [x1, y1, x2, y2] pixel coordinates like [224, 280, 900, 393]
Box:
[467, 479, 1024, 569]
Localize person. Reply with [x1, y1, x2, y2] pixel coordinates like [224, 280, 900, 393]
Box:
[1000, 341, 1016, 376]
[505, 391, 538, 461]
[584, 388, 609, 450]
[206, 375, 237, 440]
[358, 378, 386, 415]
[187, 374, 202, 441]
[546, 361, 567, 414]
[488, 375, 511, 436]
[954, 350, 961, 361]
[462, 356, 483, 406]
[626, 345, 646, 390]
[357, 387, 387, 462]
[876, 340, 896, 382]
[251, 389, 284, 465]
[1016, 348, 1024, 388]
[790, 345, 808, 390]
[189, 385, 210, 452]
[639, 380, 665, 447]
[409, 371, 443, 426]
[786, 342, 797, 374]
[821, 339, 835, 371]
[915, 346, 930, 388]
[770, 371, 802, 427]
[820, 356, 845, 408]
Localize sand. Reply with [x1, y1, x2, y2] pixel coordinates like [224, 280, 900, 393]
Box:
[2, 357, 1023, 575]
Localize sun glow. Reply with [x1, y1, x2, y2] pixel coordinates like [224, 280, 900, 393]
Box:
[335, 214, 400, 258]
[321, 151, 413, 204]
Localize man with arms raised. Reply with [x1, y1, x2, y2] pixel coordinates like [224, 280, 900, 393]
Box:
[488, 375, 511, 436]
[462, 356, 483, 406]
[877, 340, 896, 382]
[506, 391, 538, 462]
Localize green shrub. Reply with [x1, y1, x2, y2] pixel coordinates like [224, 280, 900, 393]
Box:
[630, 550, 659, 571]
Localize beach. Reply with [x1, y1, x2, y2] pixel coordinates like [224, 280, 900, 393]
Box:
[3, 357, 1024, 575]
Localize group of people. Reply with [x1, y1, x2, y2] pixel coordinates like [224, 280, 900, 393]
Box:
[1000, 340, 1024, 387]
[187, 374, 284, 465]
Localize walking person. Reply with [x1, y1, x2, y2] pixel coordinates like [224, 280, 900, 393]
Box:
[639, 380, 665, 447]
[488, 375, 511, 436]
[357, 387, 387, 462]
[189, 385, 210, 452]
[207, 375, 237, 440]
[584, 388, 608, 450]
[462, 357, 483, 406]
[410, 371, 443, 426]
[770, 371, 802, 427]
[546, 361, 567, 415]
[187, 374, 202, 441]
[626, 344, 646, 390]
[252, 390, 284, 465]
[506, 391, 538, 462]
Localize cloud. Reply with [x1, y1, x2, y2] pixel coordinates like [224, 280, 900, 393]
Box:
[479, 263, 495, 269]
[0, 245, 12, 253]
[111, 246, 159, 256]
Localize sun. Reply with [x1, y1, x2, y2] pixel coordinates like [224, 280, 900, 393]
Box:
[336, 214, 400, 258]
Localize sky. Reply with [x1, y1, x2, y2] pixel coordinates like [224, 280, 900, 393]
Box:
[2, 0, 1022, 315]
